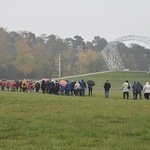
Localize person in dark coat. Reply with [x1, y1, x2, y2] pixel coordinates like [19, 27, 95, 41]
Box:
[49, 79, 55, 94]
[135, 81, 143, 99]
[132, 81, 137, 99]
[104, 80, 111, 98]
[54, 81, 60, 95]
[41, 80, 46, 93]
[70, 80, 75, 96]
[80, 79, 86, 96]
[46, 79, 51, 93]
[35, 81, 40, 93]
[19, 81, 22, 92]
[65, 80, 71, 96]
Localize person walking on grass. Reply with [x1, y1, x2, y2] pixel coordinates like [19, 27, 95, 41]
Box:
[88, 84, 93, 96]
[80, 79, 86, 96]
[132, 81, 137, 99]
[135, 81, 143, 100]
[6, 81, 10, 91]
[74, 81, 80, 96]
[121, 80, 130, 99]
[41, 80, 46, 93]
[143, 82, 150, 100]
[104, 80, 111, 98]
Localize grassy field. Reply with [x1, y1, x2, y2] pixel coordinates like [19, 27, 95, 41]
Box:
[0, 71, 150, 150]
[57, 71, 150, 89]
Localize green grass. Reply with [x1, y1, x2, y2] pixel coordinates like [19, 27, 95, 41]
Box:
[58, 71, 150, 89]
[0, 71, 150, 150]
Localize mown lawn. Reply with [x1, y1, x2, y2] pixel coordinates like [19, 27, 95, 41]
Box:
[0, 90, 150, 150]
[0, 71, 150, 150]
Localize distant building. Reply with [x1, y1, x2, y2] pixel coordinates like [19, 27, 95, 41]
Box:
[123, 69, 129, 71]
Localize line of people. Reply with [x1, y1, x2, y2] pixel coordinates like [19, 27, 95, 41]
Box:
[121, 80, 150, 100]
[1, 79, 150, 99]
[40, 79, 89, 96]
[0, 79, 41, 93]
[0, 79, 93, 96]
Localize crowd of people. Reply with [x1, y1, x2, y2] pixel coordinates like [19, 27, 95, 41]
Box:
[0, 79, 150, 100]
[0, 79, 92, 96]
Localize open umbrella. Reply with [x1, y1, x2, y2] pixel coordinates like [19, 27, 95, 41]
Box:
[26, 79, 32, 82]
[41, 78, 49, 82]
[87, 80, 95, 86]
[1, 79, 7, 81]
[60, 80, 67, 87]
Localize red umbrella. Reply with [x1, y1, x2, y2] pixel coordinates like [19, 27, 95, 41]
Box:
[1, 79, 7, 81]
[27, 79, 32, 82]
[60, 80, 67, 87]
[41, 78, 49, 82]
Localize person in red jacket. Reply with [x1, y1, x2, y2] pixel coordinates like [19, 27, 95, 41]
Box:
[1, 80, 6, 91]
[88, 84, 93, 96]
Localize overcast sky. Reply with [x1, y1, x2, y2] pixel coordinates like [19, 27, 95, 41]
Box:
[0, 0, 150, 42]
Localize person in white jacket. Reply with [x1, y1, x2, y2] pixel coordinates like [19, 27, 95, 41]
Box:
[74, 81, 81, 96]
[121, 80, 131, 99]
[143, 82, 150, 100]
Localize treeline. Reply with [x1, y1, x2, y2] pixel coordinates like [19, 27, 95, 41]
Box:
[117, 43, 150, 71]
[0, 27, 150, 79]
